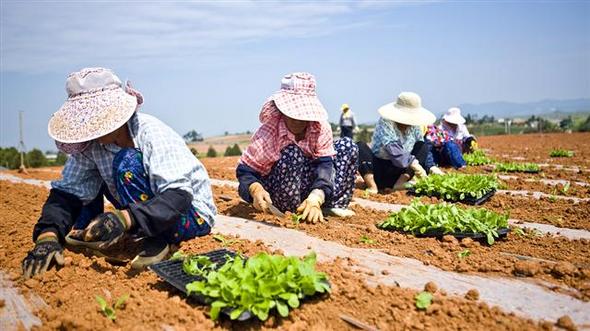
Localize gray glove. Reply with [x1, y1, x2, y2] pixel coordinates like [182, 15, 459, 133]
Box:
[22, 236, 64, 279]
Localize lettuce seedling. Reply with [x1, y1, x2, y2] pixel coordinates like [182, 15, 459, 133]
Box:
[182, 255, 217, 277]
[494, 162, 540, 173]
[463, 150, 493, 166]
[412, 173, 498, 202]
[359, 235, 376, 244]
[550, 149, 574, 157]
[212, 234, 237, 247]
[185, 252, 330, 321]
[95, 294, 129, 321]
[378, 199, 509, 245]
[415, 291, 433, 310]
[457, 249, 471, 259]
[291, 213, 303, 226]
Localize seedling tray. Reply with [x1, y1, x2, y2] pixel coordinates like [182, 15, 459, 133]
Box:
[408, 188, 496, 205]
[149, 249, 330, 322]
[383, 228, 510, 243]
[149, 249, 252, 321]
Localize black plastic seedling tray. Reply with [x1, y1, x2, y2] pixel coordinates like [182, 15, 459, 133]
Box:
[382, 227, 510, 243]
[149, 249, 253, 321]
[149, 249, 331, 322]
[408, 188, 496, 205]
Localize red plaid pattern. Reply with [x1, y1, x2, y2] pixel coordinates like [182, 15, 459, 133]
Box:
[270, 72, 328, 122]
[240, 101, 336, 175]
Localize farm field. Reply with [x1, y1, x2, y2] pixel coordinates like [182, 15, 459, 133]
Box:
[1, 133, 590, 330]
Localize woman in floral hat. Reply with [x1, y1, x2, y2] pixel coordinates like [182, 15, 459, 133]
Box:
[237, 72, 358, 223]
[425, 107, 477, 168]
[357, 92, 443, 191]
[22, 67, 216, 278]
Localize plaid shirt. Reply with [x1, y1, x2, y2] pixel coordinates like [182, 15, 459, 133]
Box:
[52, 113, 217, 226]
[240, 101, 335, 175]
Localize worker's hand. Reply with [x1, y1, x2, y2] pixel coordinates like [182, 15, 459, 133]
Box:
[410, 160, 427, 179]
[69, 211, 128, 249]
[22, 236, 64, 279]
[249, 182, 273, 212]
[297, 190, 325, 224]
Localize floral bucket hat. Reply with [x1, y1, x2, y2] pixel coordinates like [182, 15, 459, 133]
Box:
[269, 72, 328, 122]
[49, 67, 143, 154]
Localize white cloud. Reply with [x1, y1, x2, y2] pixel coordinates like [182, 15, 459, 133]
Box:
[0, 0, 397, 73]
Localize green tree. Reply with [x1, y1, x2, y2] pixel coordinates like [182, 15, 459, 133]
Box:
[0, 147, 22, 169]
[577, 115, 590, 132]
[224, 144, 242, 156]
[54, 152, 68, 166]
[26, 149, 47, 168]
[206, 146, 217, 158]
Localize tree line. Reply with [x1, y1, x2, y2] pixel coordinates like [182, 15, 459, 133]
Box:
[0, 147, 68, 169]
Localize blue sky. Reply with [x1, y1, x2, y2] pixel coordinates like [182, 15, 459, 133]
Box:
[1, 0, 589, 151]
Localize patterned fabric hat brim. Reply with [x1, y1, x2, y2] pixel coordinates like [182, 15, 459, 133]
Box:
[48, 87, 137, 144]
[378, 103, 436, 126]
[270, 91, 328, 122]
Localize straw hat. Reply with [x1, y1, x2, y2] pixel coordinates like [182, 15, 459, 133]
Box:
[48, 68, 139, 144]
[341, 103, 350, 111]
[378, 92, 435, 126]
[442, 107, 466, 125]
[269, 72, 328, 122]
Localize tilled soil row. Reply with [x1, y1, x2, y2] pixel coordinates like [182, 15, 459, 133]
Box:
[0, 181, 553, 331]
[214, 186, 590, 301]
[478, 132, 590, 168]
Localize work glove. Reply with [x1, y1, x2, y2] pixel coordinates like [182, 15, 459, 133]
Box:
[249, 182, 273, 212]
[22, 236, 64, 279]
[410, 160, 427, 179]
[297, 189, 325, 224]
[429, 166, 445, 175]
[69, 211, 128, 249]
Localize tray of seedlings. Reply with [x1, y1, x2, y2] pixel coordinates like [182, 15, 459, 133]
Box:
[409, 173, 498, 205]
[549, 149, 574, 158]
[494, 162, 541, 174]
[463, 149, 493, 166]
[149, 249, 331, 322]
[377, 199, 510, 245]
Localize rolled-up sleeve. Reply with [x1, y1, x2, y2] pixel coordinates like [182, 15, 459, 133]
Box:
[310, 156, 335, 199]
[236, 162, 263, 203]
[384, 141, 415, 169]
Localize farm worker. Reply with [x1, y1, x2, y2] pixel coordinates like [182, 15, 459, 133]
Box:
[425, 107, 477, 168]
[22, 68, 216, 278]
[339, 103, 358, 139]
[357, 92, 443, 191]
[237, 72, 359, 223]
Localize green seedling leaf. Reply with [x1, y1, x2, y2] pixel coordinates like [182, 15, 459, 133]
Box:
[114, 294, 129, 310]
[550, 149, 574, 158]
[291, 213, 303, 226]
[213, 234, 237, 247]
[463, 149, 493, 166]
[95, 295, 108, 311]
[184, 251, 329, 321]
[457, 249, 471, 259]
[359, 235, 376, 245]
[170, 251, 186, 261]
[96, 293, 128, 321]
[415, 291, 433, 310]
[512, 227, 525, 237]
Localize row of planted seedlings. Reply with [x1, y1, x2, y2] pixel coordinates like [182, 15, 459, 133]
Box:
[463, 149, 541, 173]
[389, 173, 510, 245]
[148, 246, 331, 322]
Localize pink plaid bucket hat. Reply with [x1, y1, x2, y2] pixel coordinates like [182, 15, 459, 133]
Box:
[49, 67, 143, 153]
[269, 72, 328, 122]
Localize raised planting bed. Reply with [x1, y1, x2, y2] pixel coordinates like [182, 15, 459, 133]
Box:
[377, 199, 510, 245]
[150, 249, 330, 322]
[494, 162, 541, 173]
[549, 149, 575, 158]
[463, 149, 493, 166]
[410, 173, 499, 205]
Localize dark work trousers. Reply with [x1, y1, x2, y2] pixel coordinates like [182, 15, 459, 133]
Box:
[358, 141, 430, 190]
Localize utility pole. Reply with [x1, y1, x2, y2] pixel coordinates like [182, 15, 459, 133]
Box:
[18, 111, 28, 174]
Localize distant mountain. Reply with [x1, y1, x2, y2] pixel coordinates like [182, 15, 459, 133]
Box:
[458, 98, 590, 119]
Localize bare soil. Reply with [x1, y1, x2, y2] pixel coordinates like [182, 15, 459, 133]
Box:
[0, 181, 552, 330]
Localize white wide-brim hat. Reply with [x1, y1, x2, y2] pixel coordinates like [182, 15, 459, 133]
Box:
[442, 107, 466, 125]
[48, 68, 138, 144]
[378, 92, 435, 126]
[270, 72, 328, 122]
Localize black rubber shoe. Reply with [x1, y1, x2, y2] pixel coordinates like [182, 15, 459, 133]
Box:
[130, 237, 170, 270]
